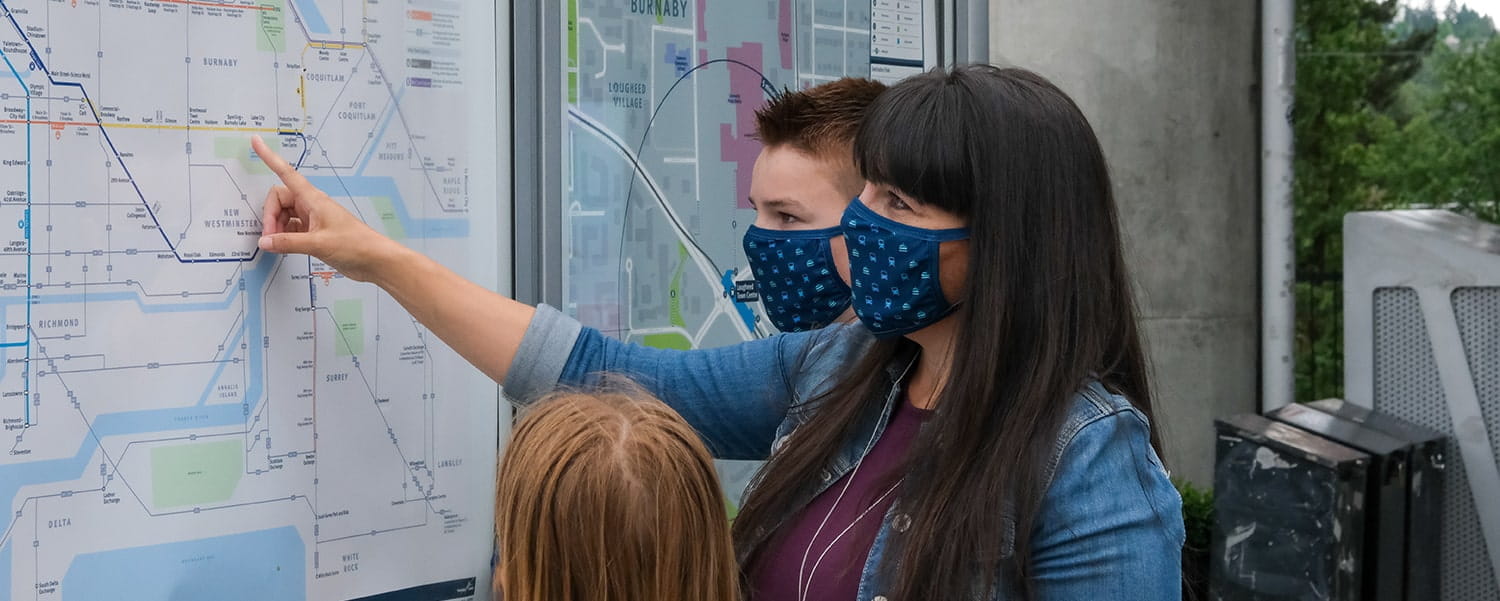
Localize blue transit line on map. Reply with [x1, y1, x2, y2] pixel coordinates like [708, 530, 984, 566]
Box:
[303, 176, 468, 238]
[282, 131, 312, 168]
[0, 255, 275, 550]
[0, 0, 272, 265]
[0, 13, 33, 421]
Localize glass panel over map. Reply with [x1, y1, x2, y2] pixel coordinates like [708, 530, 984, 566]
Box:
[561, 0, 932, 505]
[0, 1, 500, 599]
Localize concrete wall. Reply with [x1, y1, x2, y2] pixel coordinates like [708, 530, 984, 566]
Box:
[990, 0, 1260, 485]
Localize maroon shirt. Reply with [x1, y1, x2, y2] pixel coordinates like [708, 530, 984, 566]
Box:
[750, 395, 931, 601]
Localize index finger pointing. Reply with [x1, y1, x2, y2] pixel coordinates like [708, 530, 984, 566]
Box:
[251, 135, 310, 189]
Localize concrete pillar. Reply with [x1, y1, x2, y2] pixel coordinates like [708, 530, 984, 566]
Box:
[990, 0, 1260, 486]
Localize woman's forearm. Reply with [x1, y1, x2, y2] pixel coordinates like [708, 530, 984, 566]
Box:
[372, 244, 536, 384]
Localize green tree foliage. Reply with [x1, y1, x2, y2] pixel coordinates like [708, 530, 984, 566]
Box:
[1368, 6, 1500, 221]
[1296, 1, 1498, 403]
[1294, 0, 1432, 402]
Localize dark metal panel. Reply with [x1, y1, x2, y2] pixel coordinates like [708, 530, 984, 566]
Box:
[1212, 414, 1369, 601]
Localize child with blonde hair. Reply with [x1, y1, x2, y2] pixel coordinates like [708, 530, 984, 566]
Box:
[493, 383, 738, 601]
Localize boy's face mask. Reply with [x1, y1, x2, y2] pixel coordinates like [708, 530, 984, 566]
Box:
[742, 225, 851, 332]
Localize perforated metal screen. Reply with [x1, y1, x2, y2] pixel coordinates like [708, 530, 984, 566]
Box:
[1373, 286, 1500, 601]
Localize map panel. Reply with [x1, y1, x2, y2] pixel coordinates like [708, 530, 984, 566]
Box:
[561, 0, 933, 505]
[0, 1, 501, 599]
[562, 0, 875, 349]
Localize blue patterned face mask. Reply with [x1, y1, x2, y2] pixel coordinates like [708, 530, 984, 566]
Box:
[743, 225, 852, 332]
[842, 198, 970, 338]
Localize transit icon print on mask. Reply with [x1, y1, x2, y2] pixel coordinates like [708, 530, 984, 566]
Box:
[743, 224, 852, 333]
[841, 198, 969, 338]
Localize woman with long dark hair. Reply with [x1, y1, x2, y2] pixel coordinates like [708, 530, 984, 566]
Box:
[251, 64, 1183, 599]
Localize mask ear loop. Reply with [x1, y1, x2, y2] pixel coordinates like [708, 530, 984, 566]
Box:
[795, 356, 917, 600]
[919, 219, 970, 325]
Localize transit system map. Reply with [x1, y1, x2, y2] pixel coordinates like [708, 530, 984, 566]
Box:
[0, 0, 501, 599]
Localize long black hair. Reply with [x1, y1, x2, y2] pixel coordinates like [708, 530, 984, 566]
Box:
[730, 65, 1161, 599]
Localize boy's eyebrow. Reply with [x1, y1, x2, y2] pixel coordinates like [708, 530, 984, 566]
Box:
[748, 197, 805, 210]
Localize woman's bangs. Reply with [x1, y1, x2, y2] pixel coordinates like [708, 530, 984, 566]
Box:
[853, 73, 973, 214]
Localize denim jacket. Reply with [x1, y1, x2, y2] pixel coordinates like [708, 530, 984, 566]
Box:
[503, 305, 1185, 601]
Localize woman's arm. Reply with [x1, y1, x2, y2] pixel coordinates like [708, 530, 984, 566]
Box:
[506, 305, 827, 460]
[1029, 404, 1185, 599]
[252, 135, 816, 459]
[251, 135, 533, 383]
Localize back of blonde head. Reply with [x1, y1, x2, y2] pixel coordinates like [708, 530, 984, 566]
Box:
[494, 385, 737, 601]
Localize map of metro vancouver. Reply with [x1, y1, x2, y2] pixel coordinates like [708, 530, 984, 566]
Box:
[0, 0, 500, 599]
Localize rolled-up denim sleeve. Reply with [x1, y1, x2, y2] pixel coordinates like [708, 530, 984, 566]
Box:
[1031, 408, 1185, 600]
[502, 304, 808, 460]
